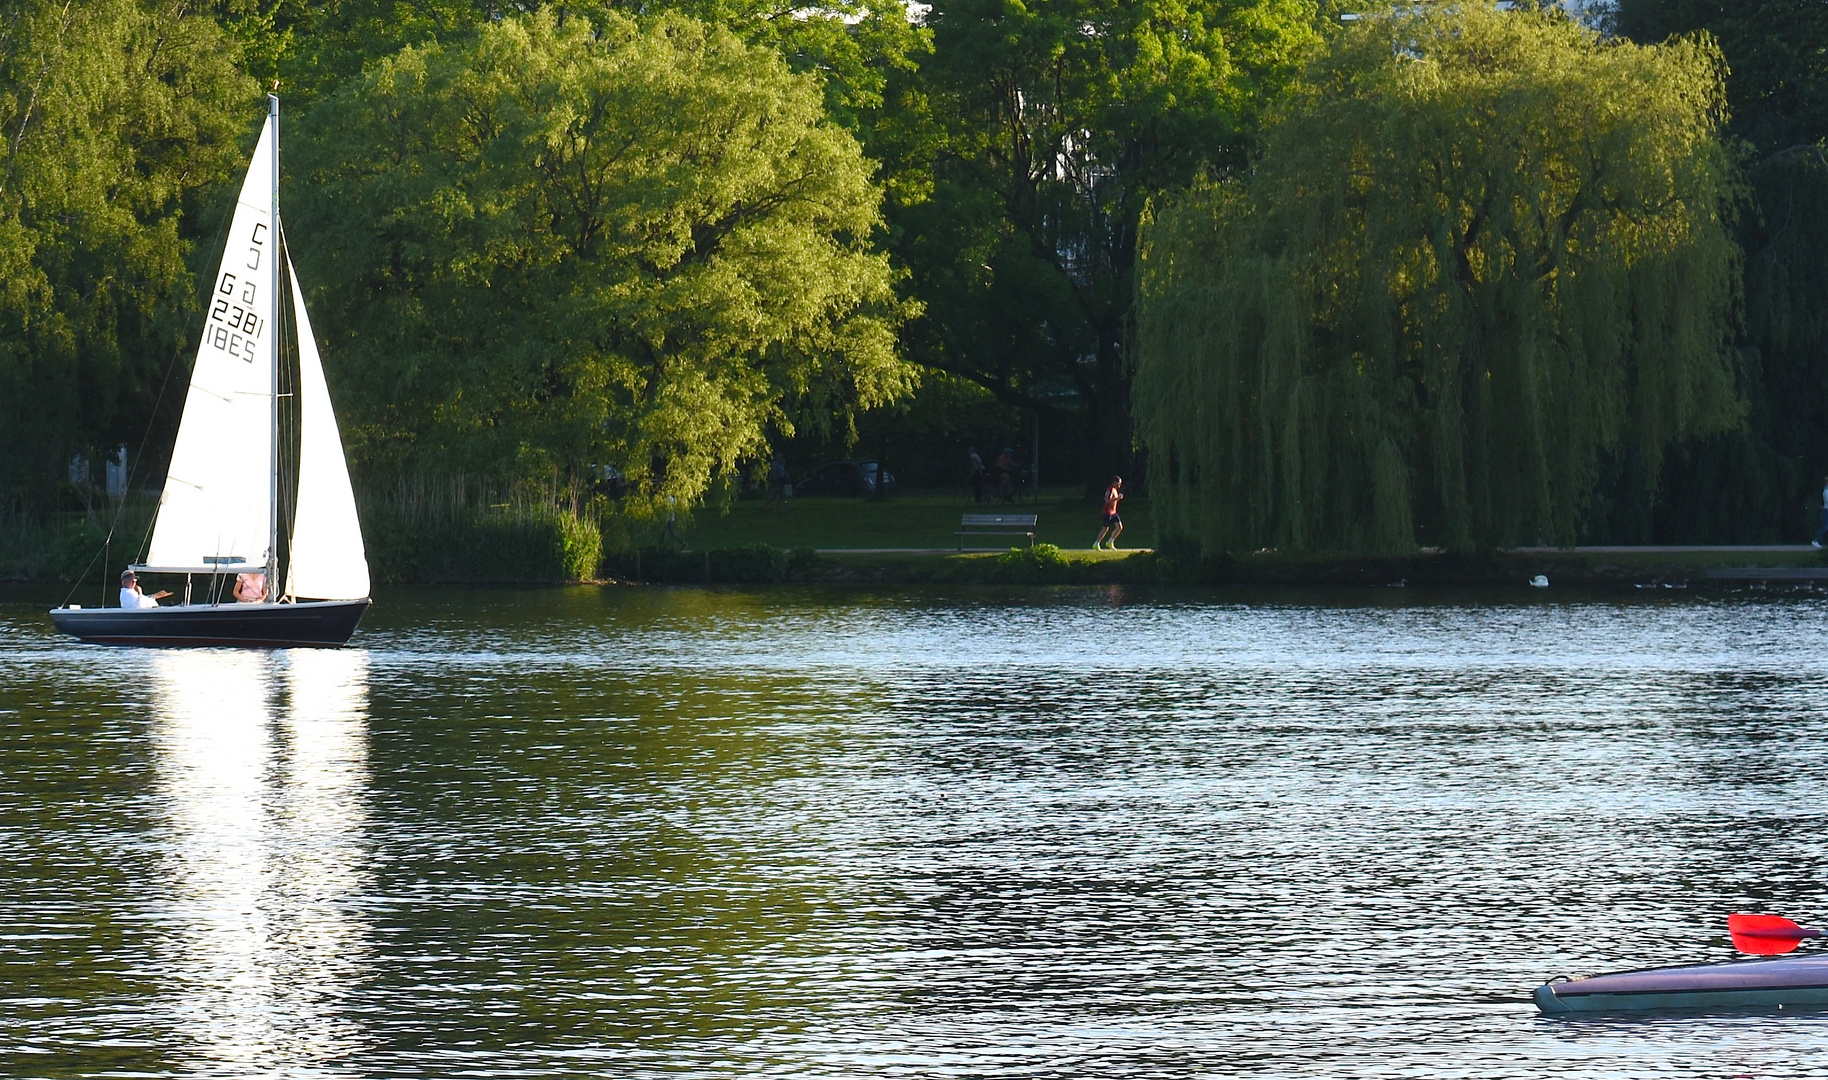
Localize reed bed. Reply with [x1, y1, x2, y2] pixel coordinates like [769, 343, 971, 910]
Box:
[357, 472, 603, 583]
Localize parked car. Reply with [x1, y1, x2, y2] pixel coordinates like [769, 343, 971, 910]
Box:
[795, 459, 897, 497]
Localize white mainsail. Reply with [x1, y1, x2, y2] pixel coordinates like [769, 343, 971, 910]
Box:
[143, 116, 277, 573]
[285, 257, 369, 601]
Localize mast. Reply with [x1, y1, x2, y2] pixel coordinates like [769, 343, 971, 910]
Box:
[268, 93, 280, 600]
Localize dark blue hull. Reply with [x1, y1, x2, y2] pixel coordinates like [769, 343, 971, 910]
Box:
[48, 599, 370, 648]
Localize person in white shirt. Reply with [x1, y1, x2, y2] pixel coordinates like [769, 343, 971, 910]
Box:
[119, 569, 171, 609]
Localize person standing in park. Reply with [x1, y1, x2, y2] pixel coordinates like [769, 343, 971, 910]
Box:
[1093, 476, 1124, 549]
[1814, 475, 1828, 548]
[766, 454, 791, 512]
[968, 447, 987, 504]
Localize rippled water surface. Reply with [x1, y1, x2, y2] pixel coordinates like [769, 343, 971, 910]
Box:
[6, 584, 1828, 1077]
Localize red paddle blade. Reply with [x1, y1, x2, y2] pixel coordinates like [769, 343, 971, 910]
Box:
[1728, 913, 1821, 955]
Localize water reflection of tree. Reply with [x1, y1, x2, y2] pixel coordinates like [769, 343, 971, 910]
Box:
[353, 615, 856, 1056]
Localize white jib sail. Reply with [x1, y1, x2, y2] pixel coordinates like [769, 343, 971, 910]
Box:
[144, 117, 277, 573]
[285, 257, 370, 601]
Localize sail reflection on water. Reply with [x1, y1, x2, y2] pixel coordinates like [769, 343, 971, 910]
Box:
[147, 649, 372, 1072]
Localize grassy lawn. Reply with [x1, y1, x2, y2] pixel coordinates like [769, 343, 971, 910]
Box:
[681, 489, 1153, 550]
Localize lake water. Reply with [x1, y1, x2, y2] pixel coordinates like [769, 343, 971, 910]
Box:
[5, 584, 1828, 1077]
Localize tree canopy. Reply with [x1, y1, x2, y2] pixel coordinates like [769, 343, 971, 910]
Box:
[1598, 0, 1828, 543]
[289, 12, 915, 508]
[0, 0, 253, 506]
[1135, 4, 1744, 554]
[1611, 0, 1828, 154]
[7, 0, 1823, 552]
[891, 0, 1322, 486]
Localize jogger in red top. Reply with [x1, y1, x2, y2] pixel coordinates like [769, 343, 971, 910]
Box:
[1093, 476, 1124, 550]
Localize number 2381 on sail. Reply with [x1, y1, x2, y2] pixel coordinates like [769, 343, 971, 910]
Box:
[207, 269, 264, 363]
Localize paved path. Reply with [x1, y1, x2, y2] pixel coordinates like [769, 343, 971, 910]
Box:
[1508, 545, 1816, 553]
[815, 548, 958, 555]
[812, 545, 1811, 557]
[815, 547, 1155, 555]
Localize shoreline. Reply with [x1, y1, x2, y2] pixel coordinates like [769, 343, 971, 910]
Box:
[10, 544, 1827, 590]
[600, 543, 1828, 588]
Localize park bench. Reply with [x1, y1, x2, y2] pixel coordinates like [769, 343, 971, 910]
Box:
[957, 513, 1038, 551]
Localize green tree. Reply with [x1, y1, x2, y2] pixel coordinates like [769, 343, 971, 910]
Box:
[290, 12, 915, 509]
[260, 0, 931, 127]
[0, 0, 253, 507]
[1603, 1, 1828, 542]
[1134, 4, 1743, 554]
[892, 0, 1321, 487]
[1611, 0, 1828, 154]
[1624, 145, 1828, 544]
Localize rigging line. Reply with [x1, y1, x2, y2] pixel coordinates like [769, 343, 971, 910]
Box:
[276, 222, 298, 582]
[57, 324, 193, 609]
[58, 161, 243, 610]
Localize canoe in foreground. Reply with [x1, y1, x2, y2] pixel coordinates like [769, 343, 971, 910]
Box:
[1535, 954, 1828, 1014]
[49, 599, 369, 648]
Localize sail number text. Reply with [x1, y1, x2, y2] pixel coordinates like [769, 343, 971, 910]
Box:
[206, 221, 266, 363]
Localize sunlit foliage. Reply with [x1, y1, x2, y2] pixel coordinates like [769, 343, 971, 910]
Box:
[1135, 4, 1743, 554]
[290, 12, 916, 509]
[0, 0, 252, 505]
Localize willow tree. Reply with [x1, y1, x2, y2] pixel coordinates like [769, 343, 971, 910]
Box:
[1134, 5, 1743, 554]
[291, 12, 915, 509]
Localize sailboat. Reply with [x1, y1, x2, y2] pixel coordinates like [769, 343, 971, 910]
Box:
[50, 97, 370, 647]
